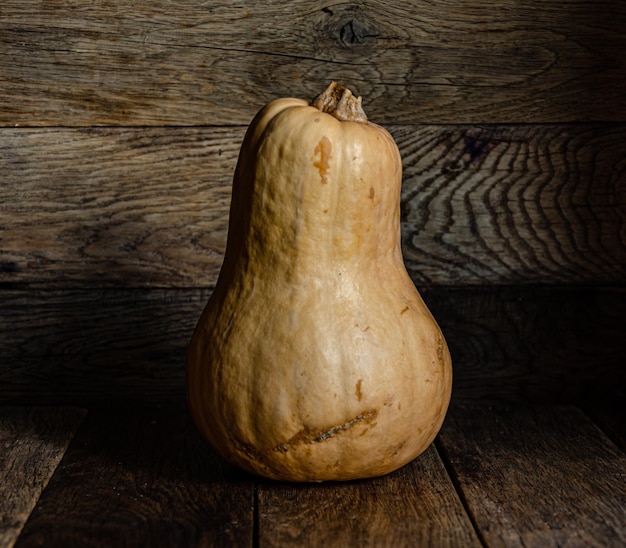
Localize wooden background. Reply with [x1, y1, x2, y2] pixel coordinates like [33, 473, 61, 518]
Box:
[1, 0, 625, 407]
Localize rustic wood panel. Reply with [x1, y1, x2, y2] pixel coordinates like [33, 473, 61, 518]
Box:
[425, 286, 626, 403]
[0, 127, 237, 289]
[0, 289, 209, 405]
[0, 287, 623, 406]
[257, 445, 481, 547]
[438, 403, 626, 547]
[397, 124, 626, 284]
[0, 406, 86, 548]
[2, 124, 624, 288]
[14, 407, 254, 547]
[1, 1, 625, 126]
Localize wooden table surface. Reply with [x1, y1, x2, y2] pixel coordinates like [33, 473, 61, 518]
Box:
[2, 401, 624, 547]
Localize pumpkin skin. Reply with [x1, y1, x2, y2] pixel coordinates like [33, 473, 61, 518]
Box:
[187, 83, 452, 482]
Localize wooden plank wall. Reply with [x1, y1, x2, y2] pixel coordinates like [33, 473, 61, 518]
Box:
[1, 1, 625, 406]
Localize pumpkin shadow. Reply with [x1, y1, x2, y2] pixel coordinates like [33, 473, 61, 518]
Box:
[3, 288, 207, 408]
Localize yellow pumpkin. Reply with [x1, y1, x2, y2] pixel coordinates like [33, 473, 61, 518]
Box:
[187, 82, 452, 482]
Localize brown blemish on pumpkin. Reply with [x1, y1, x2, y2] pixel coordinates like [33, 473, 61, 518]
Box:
[232, 438, 263, 460]
[355, 379, 363, 401]
[229, 436, 276, 474]
[436, 331, 445, 365]
[312, 136, 332, 184]
[400, 306, 409, 315]
[273, 408, 378, 453]
[369, 187, 375, 199]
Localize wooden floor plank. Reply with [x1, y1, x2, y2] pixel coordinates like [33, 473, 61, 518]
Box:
[14, 407, 254, 547]
[0, 406, 86, 548]
[438, 403, 626, 547]
[257, 445, 481, 547]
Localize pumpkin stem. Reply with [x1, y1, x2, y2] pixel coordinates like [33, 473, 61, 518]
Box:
[311, 82, 368, 123]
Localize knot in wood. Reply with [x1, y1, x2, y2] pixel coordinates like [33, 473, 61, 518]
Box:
[317, 5, 379, 48]
[338, 18, 378, 47]
[340, 20, 363, 45]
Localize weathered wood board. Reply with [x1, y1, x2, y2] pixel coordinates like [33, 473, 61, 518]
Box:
[2, 124, 624, 288]
[6, 403, 625, 546]
[0, 287, 623, 406]
[14, 407, 254, 547]
[438, 403, 626, 547]
[1, 1, 625, 125]
[0, 407, 86, 547]
[257, 446, 481, 547]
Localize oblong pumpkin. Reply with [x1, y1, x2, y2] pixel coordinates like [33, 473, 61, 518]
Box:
[187, 83, 452, 482]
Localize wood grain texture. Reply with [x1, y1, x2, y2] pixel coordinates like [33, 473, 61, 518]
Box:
[1, 0, 625, 126]
[14, 407, 254, 547]
[2, 124, 624, 288]
[0, 287, 623, 406]
[0, 127, 238, 289]
[0, 289, 209, 405]
[9, 404, 625, 547]
[0, 406, 86, 548]
[257, 445, 481, 547]
[424, 286, 626, 403]
[438, 403, 626, 547]
[397, 124, 626, 285]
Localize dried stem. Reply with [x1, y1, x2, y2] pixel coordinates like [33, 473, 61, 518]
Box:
[311, 82, 368, 123]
